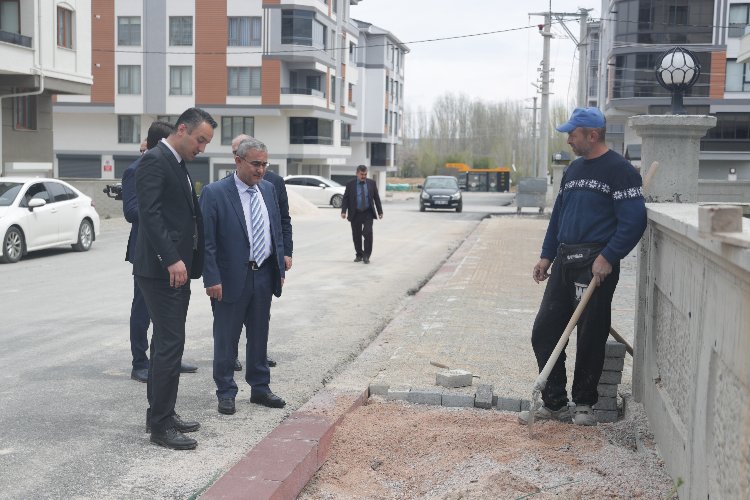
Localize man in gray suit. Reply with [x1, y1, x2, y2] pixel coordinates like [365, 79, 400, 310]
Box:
[200, 137, 287, 416]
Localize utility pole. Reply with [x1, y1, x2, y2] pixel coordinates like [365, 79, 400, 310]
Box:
[577, 8, 589, 107]
[526, 96, 539, 178]
[539, 12, 551, 179]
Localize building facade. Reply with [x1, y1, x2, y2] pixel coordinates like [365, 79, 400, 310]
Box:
[0, 0, 92, 176]
[52, 0, 406, 190]
[595, 0, 750, 180]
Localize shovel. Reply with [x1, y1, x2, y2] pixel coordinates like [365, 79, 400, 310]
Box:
[529, 275, 598, 437]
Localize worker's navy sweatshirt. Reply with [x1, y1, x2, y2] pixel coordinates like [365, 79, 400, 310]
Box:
[541, 149, 647, 264]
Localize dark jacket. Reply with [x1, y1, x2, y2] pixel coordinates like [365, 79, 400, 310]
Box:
[133, 141, 204, 280]
[263, 170, 293, 257]
[122, 156, 142, 263]
[341, 178, 383, 222]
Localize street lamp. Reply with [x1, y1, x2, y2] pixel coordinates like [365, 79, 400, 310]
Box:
[655, 47, 701, 115]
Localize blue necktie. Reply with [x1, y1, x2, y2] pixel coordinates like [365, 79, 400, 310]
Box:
[248, 187, 266, 265]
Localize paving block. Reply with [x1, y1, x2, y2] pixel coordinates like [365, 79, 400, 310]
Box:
[386, 385, 410, 401]
[605, 340, 627, 359]
[496, 397, 522, 412]
[598, 370, 622, 385]
[368, 382, 389, 397]
[593, 396, 618, 411]
[408, 388, 442, 405]
[442, 392, 475, 408]
[474, 384, 493, 409]
[603, 357, 625, 371]
[436, 369, 473, 388]
[594, 409, 619, 423]
[520, 399, 531, 411]
[597, 384, 618, 398]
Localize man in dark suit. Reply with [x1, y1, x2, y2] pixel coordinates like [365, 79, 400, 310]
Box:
[228, 134, 293, 371]
[341, 165, 383, 264]
[134, 107, 216, 450]
[122, 121, 198, 383]
[200, 137, 287, 415]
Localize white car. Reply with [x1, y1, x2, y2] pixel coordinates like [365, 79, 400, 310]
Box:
[0, 177, 101, 263]
[284, 175, 346, 208]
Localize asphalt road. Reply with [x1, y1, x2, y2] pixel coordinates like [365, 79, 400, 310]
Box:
[0, 191, 516, 499]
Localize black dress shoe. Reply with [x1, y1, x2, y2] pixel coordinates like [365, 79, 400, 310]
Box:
[353, 256, 363, 262]
[250, 391, 286, 408]
[131, 368, 148, 383]
[234, 358, 242, 371]
[180, 361, 198, 373]
[146, 409, 200, 433]
[267, 356, 277, 367]
[363, 256, 370, 264]
[218, 398, 236, 415]
[150, 427, 197, 450]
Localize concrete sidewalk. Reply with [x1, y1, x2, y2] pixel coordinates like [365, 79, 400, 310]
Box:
[202, 215, 638, 499]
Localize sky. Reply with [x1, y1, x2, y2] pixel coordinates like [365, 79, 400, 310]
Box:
[350, 0, 601, 111]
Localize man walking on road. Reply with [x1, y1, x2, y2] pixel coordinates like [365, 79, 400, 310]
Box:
[200, 137, 287, 416]
[341, 165, 383, 264]
[122, 120, 198, 383]
[519, 107, 646, 427]
[134, 107, 216, 450]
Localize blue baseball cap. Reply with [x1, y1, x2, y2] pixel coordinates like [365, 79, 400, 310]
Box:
[556, 107, 606, 133]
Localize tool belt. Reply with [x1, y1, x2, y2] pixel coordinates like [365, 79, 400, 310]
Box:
[557, 243, 605, 270]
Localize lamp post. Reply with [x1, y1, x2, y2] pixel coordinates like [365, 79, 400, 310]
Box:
[655, 47, 701, 115]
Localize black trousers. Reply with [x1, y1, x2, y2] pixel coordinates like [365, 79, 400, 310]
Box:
[129, 277, 151, 370]
[135, 275, 191, 433]
[531, 255, 619, 410]
[350, 210, 374, 258]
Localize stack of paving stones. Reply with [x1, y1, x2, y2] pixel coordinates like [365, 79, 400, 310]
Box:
[369, 340, 628, 424]
[593, 339, 627, 423]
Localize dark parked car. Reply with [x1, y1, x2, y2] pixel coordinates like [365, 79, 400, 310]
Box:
[419, 176, 462, 212]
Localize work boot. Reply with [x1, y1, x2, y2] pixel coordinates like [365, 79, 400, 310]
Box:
[573, 404, 597, 426]
[518, 405, 572, 425]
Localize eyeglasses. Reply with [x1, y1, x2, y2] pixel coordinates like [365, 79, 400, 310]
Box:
[238, 157, 269, 169]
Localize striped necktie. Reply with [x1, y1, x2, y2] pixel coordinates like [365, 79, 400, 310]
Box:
[247, 187, 266, 265]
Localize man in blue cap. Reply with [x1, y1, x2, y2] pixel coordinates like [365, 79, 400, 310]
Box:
[519, 107, 647, 426]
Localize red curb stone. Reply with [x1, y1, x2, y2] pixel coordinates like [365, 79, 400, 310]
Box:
[201, 388, 369, 499]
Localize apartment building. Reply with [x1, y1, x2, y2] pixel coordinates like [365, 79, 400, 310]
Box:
[0, 0, 92, 176]
[344, 19, 407, 186]
[594, 0, 750, 180]
[52, 0, 406, 190]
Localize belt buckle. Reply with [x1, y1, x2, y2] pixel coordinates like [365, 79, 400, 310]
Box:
[249, 261, 259, 271]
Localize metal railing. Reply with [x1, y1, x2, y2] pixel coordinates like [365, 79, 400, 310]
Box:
[0, 30, 32, 48]
[281, 87, 325, 98]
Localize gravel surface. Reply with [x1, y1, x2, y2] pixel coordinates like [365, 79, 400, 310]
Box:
[300, 398, 676, 499]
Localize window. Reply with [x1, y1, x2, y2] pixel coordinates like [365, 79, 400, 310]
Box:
[281, 10, 325, 48]
[726, 60, 750, 92]
[118, 65, 141, 95]
[118, 115, 141, 143]
[57, 7, 73, 48]
[341, 122, 351, 146]
[228, 16, 261, 46]
[169, 66, 192, 95]
[157, 115, 179, 124]
[14, 95, 36, 131]
[705, 113, 750, 141]
[118, 16, 140, 46]
[45, 182, 77, 202]
[227, 67, 261, 96]
[289, 117, 333, 145]
[169, 16, 192, 46]
[349, 42, 356, 64]
[729, 4, 750, 38]
[21, 183, 51, 207]
[330, 76, 336, 103]
[613, 0, 713, 44]
[0, 0, 20, 33]
[221, 117, 254, 145]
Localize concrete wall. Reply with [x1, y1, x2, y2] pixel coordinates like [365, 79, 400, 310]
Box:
[698, 180, 750, 203]
[633, 203, 750, 499]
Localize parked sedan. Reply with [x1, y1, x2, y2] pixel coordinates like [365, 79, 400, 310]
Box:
[284, 175, 346, 208]
[0, 177, 100, 263]
[419, 176, 462, 212]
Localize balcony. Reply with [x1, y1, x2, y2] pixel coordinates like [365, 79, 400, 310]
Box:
[281, 87, 325, 98]
[0, 30, 32, 48]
